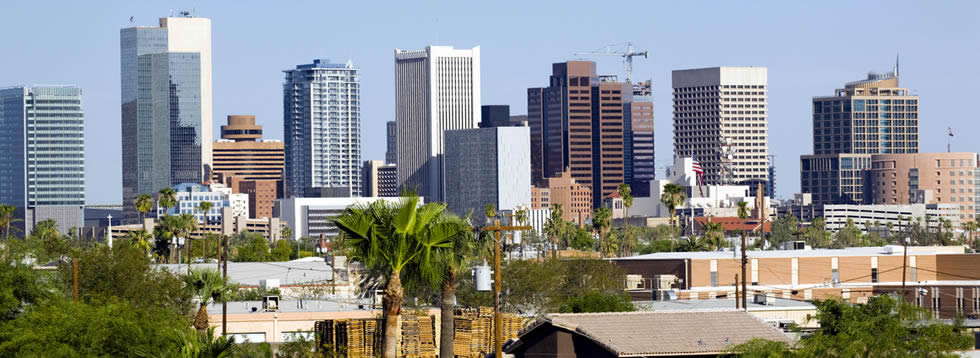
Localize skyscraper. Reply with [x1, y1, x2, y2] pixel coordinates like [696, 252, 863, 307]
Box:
[444, 126, 531, 216]
[283, 59, 361, 198]
[395, 46, 481, 203]
[121, 13, 212, 221]
[385, 120, 397, 165]
[0, 86, 85, 233]
[527, 61, 631, 207]
[800, 65, 918, 205]
[672, 67, 769, 189]
[361, 160, 398, 198]
[627, 80, 655, 197]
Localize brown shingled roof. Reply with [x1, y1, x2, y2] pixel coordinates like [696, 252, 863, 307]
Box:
[514, 310, 794, 357]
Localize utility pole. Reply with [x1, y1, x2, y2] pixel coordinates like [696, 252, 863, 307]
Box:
[481, 218, 532, 358]
[741, 230, 748, 311]
[222, 235, 228, 336]
[735, 274, 739, 309]
[73, 258, 79, 303]
[901, 236, 909, 302]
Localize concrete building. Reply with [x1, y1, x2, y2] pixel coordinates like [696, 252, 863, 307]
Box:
[283, 59, 361, 198]
[613, 245, 979, 319]
[121, 14, 212, 222]
[385, 121, 396, 165]
[212, 115, 284, 182]
[361, 160, 398, 198]
[672, 67, 769, 192]
[631, 157, 768, 219]
[822, 203, 960, 233]
[276, 197, 409, 239]
[444, 126, 531, 217]
[395, 46, 481, 204]
[868, 152, 978, 221]
[0, 86, 85, 233]
[112, 211, 282, 242]
[527, 61, 631, 207]
[628, 80, 655, 197]
[157, 183, 248, 221]
[530, 171, 592, 225]
[801, 65, 919, 205]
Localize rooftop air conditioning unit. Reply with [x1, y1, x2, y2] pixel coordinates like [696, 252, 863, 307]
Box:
[754, 292, 774, 305]
[652, 274, 678, 290]
[262, 296, 280, 312]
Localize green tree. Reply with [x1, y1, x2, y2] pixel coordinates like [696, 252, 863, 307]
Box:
[544, 204, 565, 258]
[618, 183, 633, 255]
[134, 193, 154, 225]
[0, 259, 53, 321]
[558, 290, 635, 313]
[331, 195, 459, 358]
[731, 295, 974, 357]
[832, 219, 864, 248]
[678, 236, 709, 252]
[158, 188, 178, 214]
[770, 214, 800, 246]
[569, 226, 594, 251]
[0, 205, 21, 240]
[660, 183, 686, 228]
[592, 207, 613, 257]
[152, 326, 238, 358]
[184, 269, 235, 332]
[414, 214, 474, 358]
[124, 229, 153, 257]
[233, 232, 271, 262]
[702, 219, 726, 251]
[281, 225, 293, 241]
[514, 208, 529, 258]
[806, 217, 832, 248]
[271, 239, 292, 261]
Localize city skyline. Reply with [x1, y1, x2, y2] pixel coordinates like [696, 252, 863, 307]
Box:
[2, 2, 978, 204]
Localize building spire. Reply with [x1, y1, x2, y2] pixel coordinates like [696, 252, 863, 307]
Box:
[894, 53, 899, 78]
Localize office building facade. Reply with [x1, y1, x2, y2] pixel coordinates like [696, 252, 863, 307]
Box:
[361, 160, 398, 198]
[121, 14, 212, 221]
[212, 115, 284, 182]
[283, 59, 361, 198]
[156, 182, 248, 222]
[530, 171, 592, 225]
[801, 66, 918, 205]
[868, 152, 978, 221]
[527, 61, 631, 207]
[277, 197, 406, 238]
[0, 86, 85, 233]
[385, 121, 397, 165]
[628, 80, 655, 197]
[444, 126, 531, 216]
[672, 67, 769, 189]
[395, 46, 481, 203]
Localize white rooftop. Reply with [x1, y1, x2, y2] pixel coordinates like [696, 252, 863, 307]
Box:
[635, 297, 816, 312]
[157, 258, 335, 286]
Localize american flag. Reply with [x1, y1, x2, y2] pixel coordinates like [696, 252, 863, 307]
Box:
[692, 156, 705, 196]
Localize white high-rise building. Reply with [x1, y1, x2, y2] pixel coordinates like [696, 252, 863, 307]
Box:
[672, 67, 769, 189]
[394, 46, 481, 203]
[283, 59, 361, 198]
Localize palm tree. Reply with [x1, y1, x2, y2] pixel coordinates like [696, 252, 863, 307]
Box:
[737, 201, 750, 310]
[197, 201, 213, 225]
[281, 226, 292, 241]
[660, 183, 686, 228]
[158, 188, 178, 216]
[179, 213, 199, 268]
[134, 194, 154, 225]
[125, 229, 153, 257]
[428, 215, 475, 358]
[679, 236, 709, 252]
[484, 204, 497, 224]
[331, 195, 459, 358]
[703, 219, 725, 251]
[160, 326, 236, 358]
[0, 204, 21, 240]
[183, 269, 235, 332]
[514, 208, 528, 259]
[618, 183, 633, 256]
[592, 207, 612, 257]
[545, 204, 564, 258]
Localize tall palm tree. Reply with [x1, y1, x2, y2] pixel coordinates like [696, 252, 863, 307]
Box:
[592, 207, 612, 257]
[545, 204, 564, 259]
[197, 201, 213, 225]
[618, 183, 633, 256]
[134, 194, 154, 225]
[0, 204, 21, 240]
[703, 219, 725, 251]
[514, 208, 528, 259]
[179, 213, 199, 268]
[158, 188, 178, 216]
[737, 201, 750, 310]
[281, 226, 292, 241]
[183, 269, 235, 332]
[125, 229, 153, 257]
[426, 215, 475, 358]
[331, 195, 458, 358]
[661, 183, 686, 228]
[484, 204, 497, 224]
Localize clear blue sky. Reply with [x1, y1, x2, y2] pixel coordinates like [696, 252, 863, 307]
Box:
[2, 1, 978, 205]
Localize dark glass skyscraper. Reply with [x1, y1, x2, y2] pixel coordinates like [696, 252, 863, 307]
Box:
[121, 15, 211, 221]
[0, 86, 85, 233]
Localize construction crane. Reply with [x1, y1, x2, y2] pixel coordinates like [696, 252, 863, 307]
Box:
[575, 42, 648, 83]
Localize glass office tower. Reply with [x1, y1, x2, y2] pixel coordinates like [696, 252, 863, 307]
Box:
[121, 15, 211, 221]
[0, 86, 85, 233]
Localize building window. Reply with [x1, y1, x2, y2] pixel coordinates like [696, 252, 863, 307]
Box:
[710, 272, 717, 287]
[871, 268, 878, 283]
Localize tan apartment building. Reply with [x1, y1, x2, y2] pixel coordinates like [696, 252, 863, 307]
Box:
[528, 61, 635, 207]
[613, 246, 980, 319]
[531, 171, 591, 225]
[868, 152, 979, 221]
[211, 115, 285, 218]
[801, 65, 919, 205]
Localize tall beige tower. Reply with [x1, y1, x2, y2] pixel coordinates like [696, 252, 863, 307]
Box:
[672, 67, 769, 188]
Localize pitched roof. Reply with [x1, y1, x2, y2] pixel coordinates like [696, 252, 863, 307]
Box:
[512, 310, 794, 357]
[694, 216, 771, 233]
